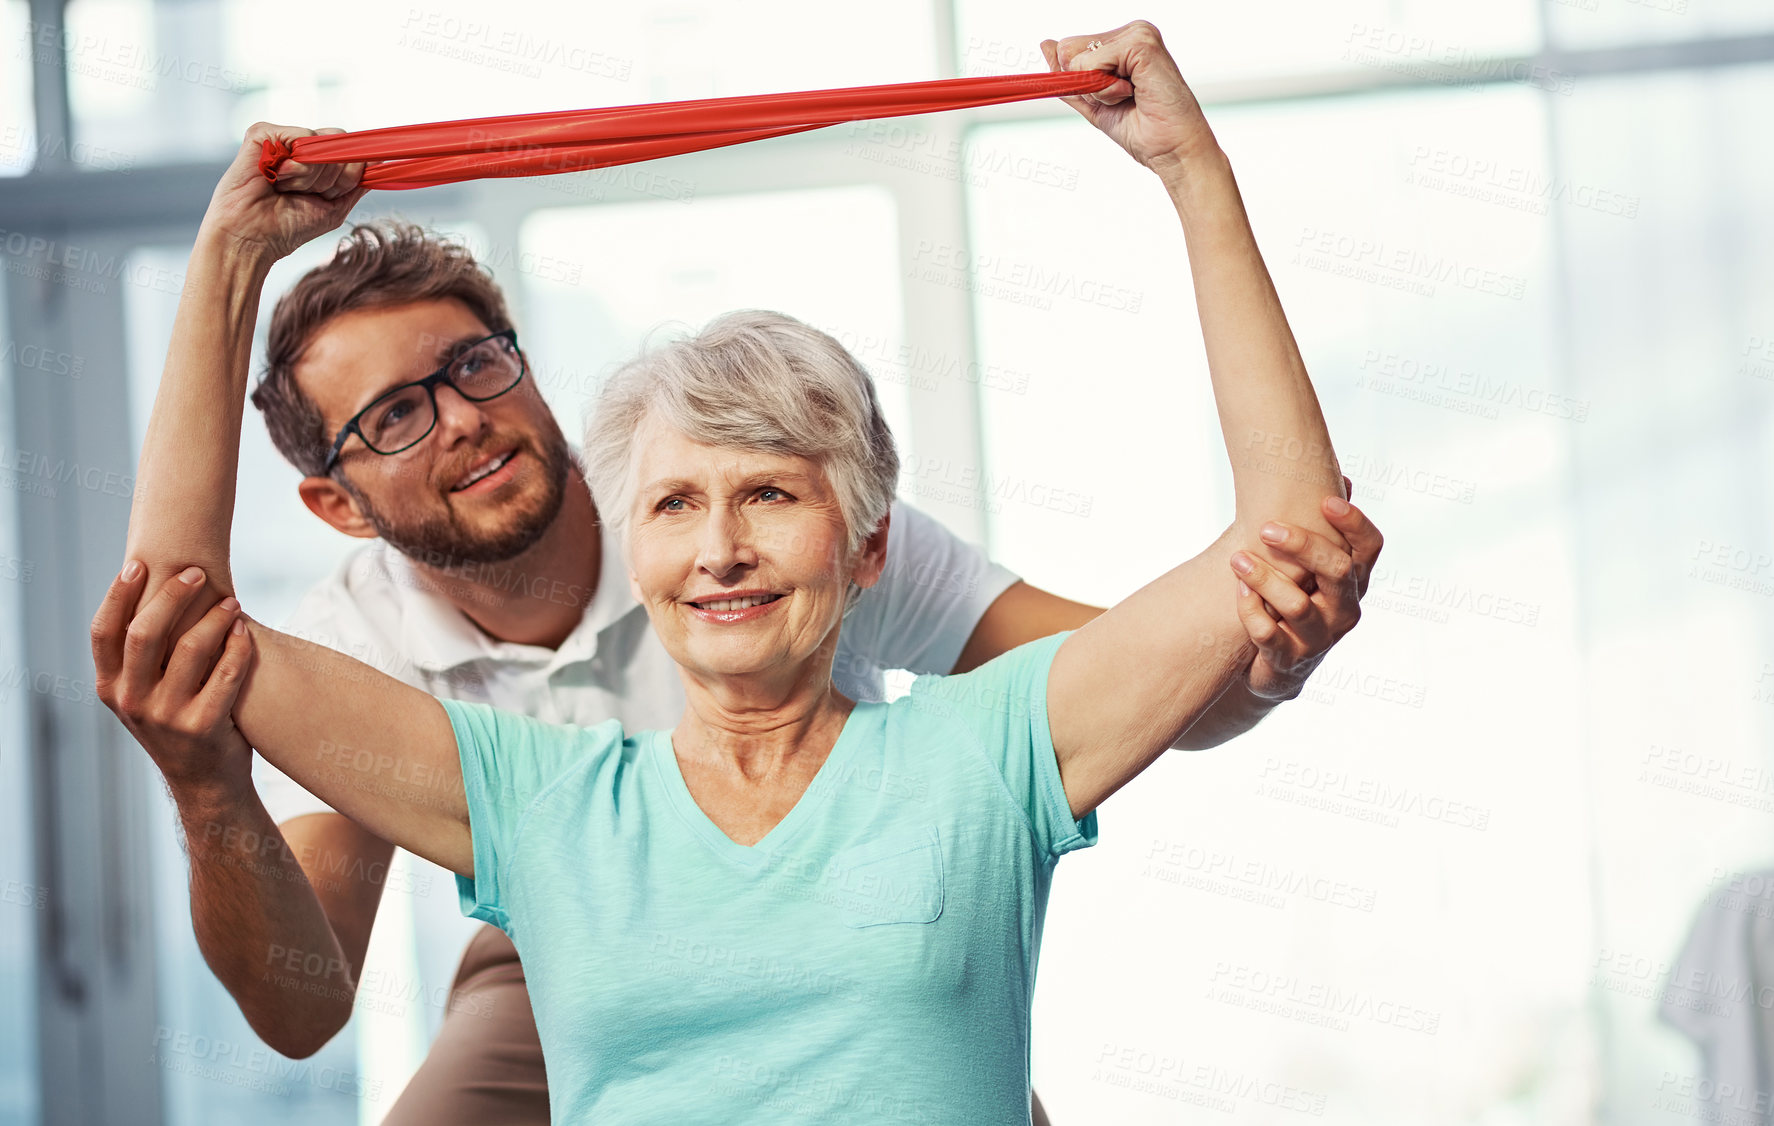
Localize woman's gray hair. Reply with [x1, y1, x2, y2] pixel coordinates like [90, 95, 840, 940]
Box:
[581, 310, 900, 559]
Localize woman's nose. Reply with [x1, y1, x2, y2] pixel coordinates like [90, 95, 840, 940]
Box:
[696, 508, 757, 578]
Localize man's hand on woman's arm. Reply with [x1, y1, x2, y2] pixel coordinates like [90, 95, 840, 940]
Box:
[952, 483, 1382, 748]
[1177, 480, 1381, 746]
[92, 564, 394, 1057]
[95, 565, 474, 877]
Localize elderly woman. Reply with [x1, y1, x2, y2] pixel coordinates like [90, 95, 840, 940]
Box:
[100, 22, 1352, 1124]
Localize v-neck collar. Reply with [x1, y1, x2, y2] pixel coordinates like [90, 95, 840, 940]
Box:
[650, 705, 871, 868]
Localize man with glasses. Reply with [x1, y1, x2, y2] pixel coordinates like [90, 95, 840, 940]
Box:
[319, 329, 526, 476]
[93, 118, 1384, 1125]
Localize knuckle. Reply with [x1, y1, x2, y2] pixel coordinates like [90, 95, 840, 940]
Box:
[167, 714, 204, 740]
[122, 621, 153, 653]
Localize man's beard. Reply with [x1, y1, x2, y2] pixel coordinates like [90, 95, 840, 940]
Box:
[346, 424, 573, 569]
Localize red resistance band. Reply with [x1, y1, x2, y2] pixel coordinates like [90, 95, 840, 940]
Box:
[259, 70, 1117, 191]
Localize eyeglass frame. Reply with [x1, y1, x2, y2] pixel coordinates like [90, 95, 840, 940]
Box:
[319, 328, 527, 475]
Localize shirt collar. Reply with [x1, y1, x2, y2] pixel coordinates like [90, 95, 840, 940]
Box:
[380, 460, 646, 674]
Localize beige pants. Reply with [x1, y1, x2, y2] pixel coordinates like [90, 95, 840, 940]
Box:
[380, 923, 1056, 1125]
[381, 925, 549, 1125]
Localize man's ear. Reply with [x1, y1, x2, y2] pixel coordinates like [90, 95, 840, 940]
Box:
[852, 509, 891, 591]
[297, 475, 380, 539]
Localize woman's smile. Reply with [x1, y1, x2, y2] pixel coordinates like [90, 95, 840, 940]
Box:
[683, 590, 786, 624]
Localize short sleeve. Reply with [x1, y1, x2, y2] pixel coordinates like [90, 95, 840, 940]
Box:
[909, 630, 1096, 862]
[442, 698, 623, 933]
[839, 500, 1020, 684]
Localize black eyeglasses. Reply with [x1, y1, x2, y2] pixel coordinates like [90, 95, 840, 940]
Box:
[321, 329, 527, 474]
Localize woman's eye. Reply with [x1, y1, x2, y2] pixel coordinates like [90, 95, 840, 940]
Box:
[658, 497, 685, 511]
[757, 488, 788, 502]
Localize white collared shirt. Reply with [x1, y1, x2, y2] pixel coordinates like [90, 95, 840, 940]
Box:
[251, 498, 1018, 1026]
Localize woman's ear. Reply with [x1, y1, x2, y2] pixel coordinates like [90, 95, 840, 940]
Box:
[297, 475, 380, 539]
[851, 509, 892, 591]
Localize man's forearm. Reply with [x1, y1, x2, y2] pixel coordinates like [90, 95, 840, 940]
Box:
[173, 784, 360, 1058]
[124, 231, 274, 592]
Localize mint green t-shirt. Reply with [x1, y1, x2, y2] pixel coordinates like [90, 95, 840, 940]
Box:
[444, 630, 1096, 1125]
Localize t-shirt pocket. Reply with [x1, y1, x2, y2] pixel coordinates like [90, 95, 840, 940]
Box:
[830, 828, 945, 929]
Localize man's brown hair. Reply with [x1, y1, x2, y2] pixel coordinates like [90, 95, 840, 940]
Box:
[252, 219, 515, 476]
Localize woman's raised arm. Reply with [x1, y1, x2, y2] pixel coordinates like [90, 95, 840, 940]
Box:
[111, 124, 471, 873]
[1040, 23, 1348, 816]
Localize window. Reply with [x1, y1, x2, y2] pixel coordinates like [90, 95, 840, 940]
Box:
[0, 270, 42, 1126]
